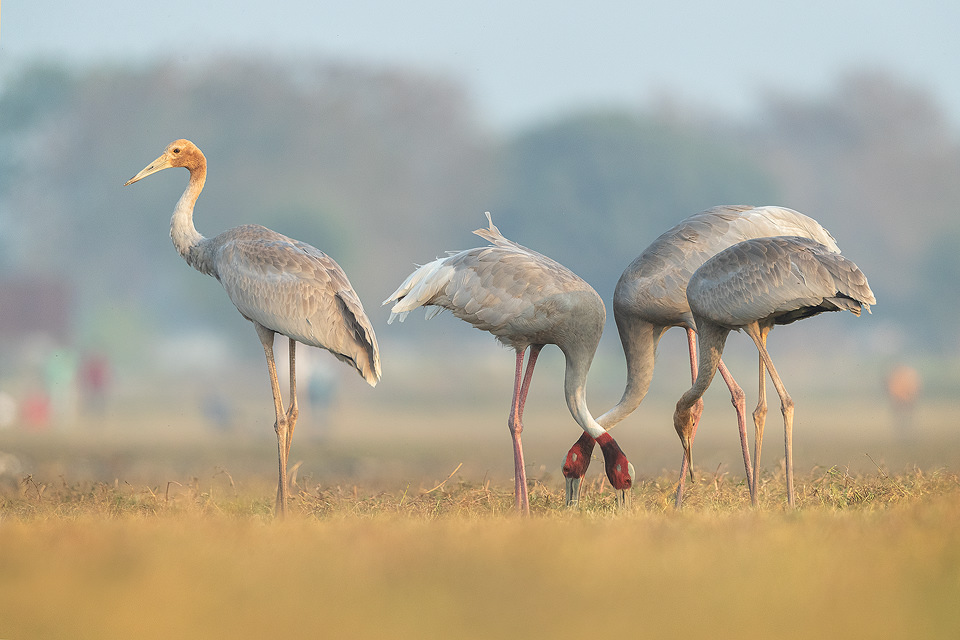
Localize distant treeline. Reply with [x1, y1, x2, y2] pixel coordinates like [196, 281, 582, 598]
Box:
[1, 57, 957, 358]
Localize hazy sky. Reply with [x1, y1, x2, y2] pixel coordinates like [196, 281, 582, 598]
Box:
[4, 1, 960, 130]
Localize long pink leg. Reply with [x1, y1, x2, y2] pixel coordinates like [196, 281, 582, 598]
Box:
[277, 339, 301, 507]
[255, 324, 289, 518]
[717, 359, 754, 501]
[508, 345, 542, 515]
[518, 345, 542, 419]
[675, 328, 704, 507]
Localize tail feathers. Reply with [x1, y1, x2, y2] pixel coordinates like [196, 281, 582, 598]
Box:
[823, 295, 868, 317]
[383, 257, 454, 324]
[334, 292, 382, 387]
[472, 211, 519, 250]
[385, 213, 519, 324]
[820, 251, 876, 314]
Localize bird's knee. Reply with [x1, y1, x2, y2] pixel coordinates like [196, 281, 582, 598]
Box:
[781, 396, 794, 417]
[752, 405, 767, 424]
[729, 385, 746, 408]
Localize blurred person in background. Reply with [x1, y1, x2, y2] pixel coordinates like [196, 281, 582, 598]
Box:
[886, 364, 921, 438]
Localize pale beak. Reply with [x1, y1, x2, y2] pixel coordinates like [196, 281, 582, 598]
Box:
[564, 475, 583, 508]
[682, 435, 694, 481]
[124, 154, 171, 186]
[615, 462, 636, 510]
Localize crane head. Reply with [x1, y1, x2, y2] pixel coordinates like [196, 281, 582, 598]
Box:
[562, 431, 597, 507]
[596, 432, 634, 493]
[124, 139, 205, 186]
[673, 396, 702, 481]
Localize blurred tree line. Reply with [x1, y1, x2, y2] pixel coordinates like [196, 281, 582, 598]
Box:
[1, 57, 957, 370]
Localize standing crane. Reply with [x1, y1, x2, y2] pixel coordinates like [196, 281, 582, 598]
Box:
[124, 139, 381, 517]
[674, 235, 875, 508]
[561, 205, 840, 508]
[383, 213, 634, 514]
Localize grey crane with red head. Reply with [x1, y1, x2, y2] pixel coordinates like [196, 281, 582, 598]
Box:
[561, 205, 841, 508]
[384, 213, 634, 514]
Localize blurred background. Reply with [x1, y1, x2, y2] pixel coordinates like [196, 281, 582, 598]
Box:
[0, 1, 957, 487]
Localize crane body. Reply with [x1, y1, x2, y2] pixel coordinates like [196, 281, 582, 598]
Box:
[125, 139, 380, 516]
[385, 213, 634, 514]
[563, 205, 841, 507]
[675, 235, 875, 507]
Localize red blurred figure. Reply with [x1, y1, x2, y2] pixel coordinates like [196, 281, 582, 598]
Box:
[886, 364, 921, 436]
[22, 392, 50, 431]
[80, 352, 111, 416]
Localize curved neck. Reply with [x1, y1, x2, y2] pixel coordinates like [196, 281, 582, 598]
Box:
[170, 164, 210, 274]
[562, 346, 607, 440]
[597, 315, 662, 428]
[677, 321, 728, 411]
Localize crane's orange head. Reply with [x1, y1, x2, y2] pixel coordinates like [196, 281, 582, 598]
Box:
[124, 139, 206, 186]
[673, 398, 700, 481]
[673, 401, 698, 444]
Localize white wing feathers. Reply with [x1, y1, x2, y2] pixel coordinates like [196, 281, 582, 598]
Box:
[382, 213, 592, 348]
[383, 257, 457, 324]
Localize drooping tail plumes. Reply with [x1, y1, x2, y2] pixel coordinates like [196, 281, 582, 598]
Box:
[383, 256, 456, 324]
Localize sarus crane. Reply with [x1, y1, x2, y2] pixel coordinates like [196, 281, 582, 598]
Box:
[384, 213, 634, 515]
[124, 139, 381, 517]
[561, 205, 840, 507]
[674, 235, 875, 508]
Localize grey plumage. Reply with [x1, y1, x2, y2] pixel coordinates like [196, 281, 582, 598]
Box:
[385, 212, 634, 514]
[562, 205, 841, 507]
[386, 214, 601, 351]
[615, 205, 839, 331]
[675, 235, 876, 508]
[686, 235, 874, 329]
[212, 225, 380, 384]
[125, 139, 380, 516]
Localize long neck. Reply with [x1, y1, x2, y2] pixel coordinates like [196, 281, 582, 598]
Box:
[170, 164, 211, 275]
[677, 321, 728, 411]
[596, 314, 662, 428]
[562, 345, 607, 440]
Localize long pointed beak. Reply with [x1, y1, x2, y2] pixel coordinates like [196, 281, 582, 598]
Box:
[615, 462, 636, 510]
[124, 154, 171, 186]
[682, 436, 694, 481]
[565, 476, 583, 508]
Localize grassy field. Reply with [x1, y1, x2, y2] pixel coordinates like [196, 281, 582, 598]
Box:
[1, 387, 959, 639]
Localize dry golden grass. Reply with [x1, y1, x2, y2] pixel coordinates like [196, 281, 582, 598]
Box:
[1, 386, 958, 639]
[1, 465, 959, 640]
